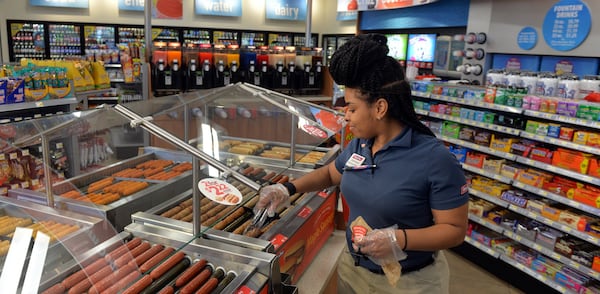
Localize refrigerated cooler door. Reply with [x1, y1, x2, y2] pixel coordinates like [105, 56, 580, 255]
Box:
[7, 21, 46, 61]
[48, 24, 83, 59]
[84, 25, 116, 50]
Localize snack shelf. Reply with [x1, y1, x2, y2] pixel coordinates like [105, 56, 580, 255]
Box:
[468, 210, 600, 281]
[499, 255, 572, 294]
[524, 110, 600, 130]
[468, 214, 504, 234]
[519, 132, 600, 157]
[428, 93, 523, 114]
[0, 98, 78, 114]
[511, 181, 600, 217]
[462, 163, 514, 184]
[464, 236, 500, 258]
[468, 188, 509, 208]
[469, 188, 600, 247]
[503, 230, 600, 281]
[514, 156, 600, 186]
[429, 112, 521, 136]
[508, 204, 600, 246]
[415, 108, 428, 116]
[440, 136, 517, 160]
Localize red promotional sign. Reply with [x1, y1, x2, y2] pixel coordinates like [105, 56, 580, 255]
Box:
[337, 0, 439, 12]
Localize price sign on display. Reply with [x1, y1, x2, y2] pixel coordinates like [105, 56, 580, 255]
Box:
[197, 178, 242, 205]
[301, 124, 329, 139]
[517, 26, 538, 50]
[542, 0, 591, 51]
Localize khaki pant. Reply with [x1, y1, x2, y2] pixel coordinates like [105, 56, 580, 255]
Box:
[337, 248, 449, 294]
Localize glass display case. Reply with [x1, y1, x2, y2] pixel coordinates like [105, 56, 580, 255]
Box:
[0, 83, 344, 292]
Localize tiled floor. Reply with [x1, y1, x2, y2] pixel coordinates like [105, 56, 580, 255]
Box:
[446, 250, 523, 294]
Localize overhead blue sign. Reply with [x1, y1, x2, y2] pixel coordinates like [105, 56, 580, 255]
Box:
[195, 0, 242, 16]
[30, 0, 89, 8]
[542, 0, 591, 51]
[517, 26, 538, 50]
[336, 11, 358, 21]
[266, 0, 306, 21]
[119, 0, 143, 11]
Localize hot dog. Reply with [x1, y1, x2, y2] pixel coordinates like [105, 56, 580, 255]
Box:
[213, 207, 247, 230]
[100, 270, 141, 294]
[88, 264, 114, 284]
[195, 277, 219, 294]
[88, 263, 136, 293]
[157, 285, 174, 294]
[180, 266, 212, 294]
[114, 241, 151, 268]
[149, 251, 186, 280]
[67, 278, 91, 294]
[61, 270, 88, 289]
[129, 244, 164, 267]
[139, 247, 175, 273]
[104, 237, 142, 262]
[174, 259, 207, 287]
[122, 274, 153, 294]
[140, 258, 190, 294]
[41, 283, 65, 294]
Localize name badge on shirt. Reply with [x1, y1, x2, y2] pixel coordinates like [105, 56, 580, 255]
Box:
[345, 153, 366, 168]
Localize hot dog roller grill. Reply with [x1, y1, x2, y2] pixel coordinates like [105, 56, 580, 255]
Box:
[9, 148, 194, 231]
[0, 197, 116, 292]
[38, 223, 292, 293]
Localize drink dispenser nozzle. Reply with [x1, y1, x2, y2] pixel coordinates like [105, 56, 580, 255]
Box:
[304, 62, 311, 73]
[261, 61, 268, 73]
[217, 60, 225, 72]
[276, 61, 284, 73]
[231, 60, 238, 72]
[289, 61, 295, 72]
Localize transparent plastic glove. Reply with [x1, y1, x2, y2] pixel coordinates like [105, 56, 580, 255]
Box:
[254, 183, 290, 217]
[352, 226, 407, 266]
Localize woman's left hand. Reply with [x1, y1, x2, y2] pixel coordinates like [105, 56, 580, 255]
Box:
[353, 227, 407, 265]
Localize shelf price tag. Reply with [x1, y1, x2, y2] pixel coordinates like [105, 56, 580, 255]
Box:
[35, 102, 44, 107]
[551, 252, 562, 260]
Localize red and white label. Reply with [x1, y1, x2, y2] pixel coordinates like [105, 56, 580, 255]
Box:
[197, 178, 242, 205]
[352, 225, 368, 242]
[270, 233, 288, 250]
[301, 124, 328, 139]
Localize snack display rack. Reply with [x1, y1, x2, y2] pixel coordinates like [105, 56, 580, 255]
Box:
[0, 83, 344, 292]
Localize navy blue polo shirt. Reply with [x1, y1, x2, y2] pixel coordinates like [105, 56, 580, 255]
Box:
[335, 127, 468, 271]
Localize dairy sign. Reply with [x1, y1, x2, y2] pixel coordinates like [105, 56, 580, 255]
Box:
[195, 0, 242, 17]
[265, 0, 307, 21]
[30, 0, 89, 8]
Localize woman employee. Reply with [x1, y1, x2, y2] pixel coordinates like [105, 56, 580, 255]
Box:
[256, 33, 468, 293]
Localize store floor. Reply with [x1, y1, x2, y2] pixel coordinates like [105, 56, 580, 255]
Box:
[446, 250, 523, 294]
[297, 230, 524, 294]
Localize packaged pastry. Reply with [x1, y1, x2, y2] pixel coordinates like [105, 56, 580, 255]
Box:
[350, 216, 401, 286]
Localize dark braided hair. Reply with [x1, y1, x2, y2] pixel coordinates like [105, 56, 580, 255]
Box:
[329, 33, 434, 137]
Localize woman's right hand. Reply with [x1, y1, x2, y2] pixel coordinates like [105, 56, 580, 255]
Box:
[254, 183, 290, 217]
